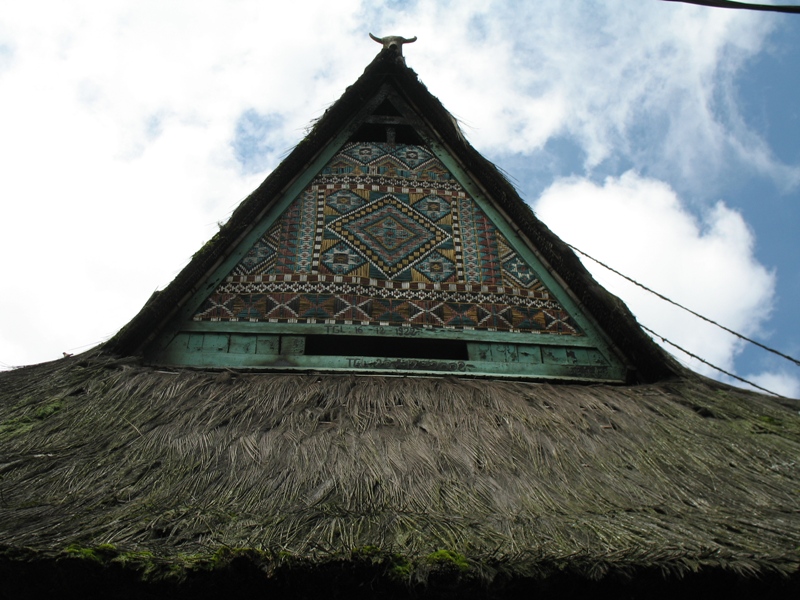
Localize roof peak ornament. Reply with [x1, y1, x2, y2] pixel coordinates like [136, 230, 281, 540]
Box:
[369, 33, 417, 57]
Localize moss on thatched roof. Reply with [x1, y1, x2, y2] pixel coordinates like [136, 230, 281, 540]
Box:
[1, 353, 798, 596]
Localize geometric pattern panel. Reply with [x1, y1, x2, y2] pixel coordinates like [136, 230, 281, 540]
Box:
[328, 194, 449, 277]
[195, 275, 580, 334]
[195, 142, 582, 335]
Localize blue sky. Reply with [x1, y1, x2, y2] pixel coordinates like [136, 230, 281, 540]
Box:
[0, 1, 798, 397]
[719, 17, 800, 388]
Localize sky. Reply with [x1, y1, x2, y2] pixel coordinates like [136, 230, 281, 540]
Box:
[1, 1, 798, 398]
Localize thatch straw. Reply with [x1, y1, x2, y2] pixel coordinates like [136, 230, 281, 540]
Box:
[1, 351, 798, 587]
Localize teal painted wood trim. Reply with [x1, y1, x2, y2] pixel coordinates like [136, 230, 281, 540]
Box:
[151, 331, 628, 382]
[181, 320, 596, 347]
[145, 80, 629, 382]
[151, 349, 626, 382]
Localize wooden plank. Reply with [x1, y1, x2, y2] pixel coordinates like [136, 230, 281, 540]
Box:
[187, 333, 204, 353]
[159, 330, 617, 374]
[182, 320, 595, 347]
[256, 335, 280, 355]
[469, 342, 543, 364]
[542, 347, 609, 367]
[147, 350, 627, 382]
[364, 115, 407, 125]
[280, 336, 306, 355]
[202, 333, 229, 353]
[229, 334, 256, 355]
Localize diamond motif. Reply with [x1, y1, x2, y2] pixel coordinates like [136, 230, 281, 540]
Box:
[327, 194, 448, 277]
[390, 145, 434, 168]
[502, 254, 540, 288]
[326, 189, 365, 214]
[415, 251, 456, 282]
[363, 216, 416, 250]
[321, 242, 367, 275]
[413, 194, 450, 221]
[342, 144, 385, 164]
[233, 223, 279, 275]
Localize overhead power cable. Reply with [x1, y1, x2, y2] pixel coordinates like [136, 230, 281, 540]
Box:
[662, 0, 800, 13]
[567, 243, 800, 368]
[639, 324, 787, 397]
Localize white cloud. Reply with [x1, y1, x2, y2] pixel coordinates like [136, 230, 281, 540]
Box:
[745, 370, 800, 400]
[0, 2, 369, 366]
[375, 0, 799, 191]
[533, 172, 776, 379]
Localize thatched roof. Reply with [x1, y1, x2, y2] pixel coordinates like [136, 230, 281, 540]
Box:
[2, 47, 798, 598]
[1, 352, 798, 597]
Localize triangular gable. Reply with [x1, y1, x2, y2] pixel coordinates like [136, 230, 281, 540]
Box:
[144, 94, 628, 381]
[108, 48, 678, 383]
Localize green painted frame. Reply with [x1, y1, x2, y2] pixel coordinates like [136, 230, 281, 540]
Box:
[145, 83, 630, 382]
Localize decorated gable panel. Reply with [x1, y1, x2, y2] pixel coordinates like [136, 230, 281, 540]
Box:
[194, 143, 581, 336]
